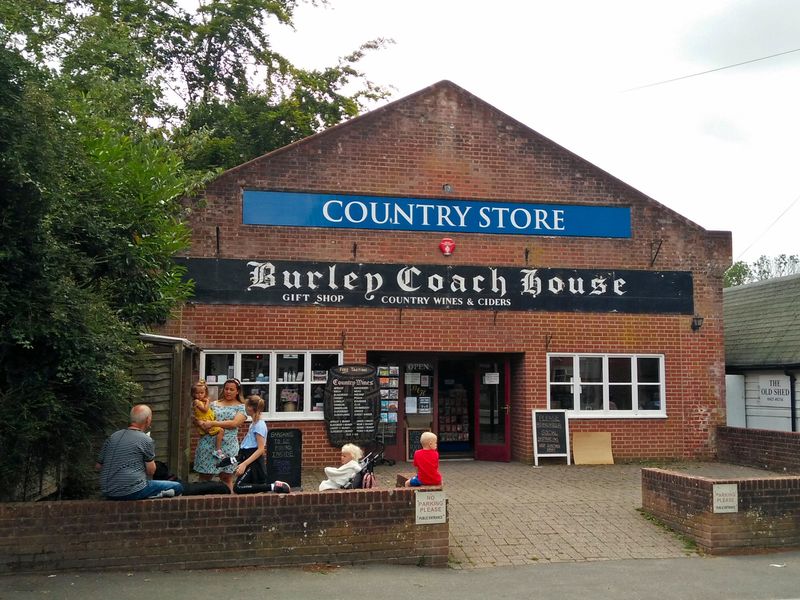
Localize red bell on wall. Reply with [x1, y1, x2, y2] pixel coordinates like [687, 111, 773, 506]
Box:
[439, 237, 455, 256]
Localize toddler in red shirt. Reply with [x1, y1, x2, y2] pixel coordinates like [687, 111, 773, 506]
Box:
[405, 431, 442, 487]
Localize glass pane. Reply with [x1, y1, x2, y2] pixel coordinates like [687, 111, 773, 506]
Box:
[638, 385, 661, 410]
[549, 385, 574, 410]
[579, 384, 603, 410]
[579, 357, 603, 383]
[550, 357, 573, 382]
[277, 353, 304, 382]
[311, 353, 339, 382]
[637, 358, 660, 383]
[479, 362, 505, 445]
[277, 384, 304, 412]
[608, 358, 631, 383]
[242, 384, 269, 405]
[406, 362, 434, 416]
[204, 354, 234, 385]
[609, 386, 632, 410]
[310, 384, 326, 412]
[241, 353, 270, 384]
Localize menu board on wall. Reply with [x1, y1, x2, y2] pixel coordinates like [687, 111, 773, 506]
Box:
[323, 364, 380, 446]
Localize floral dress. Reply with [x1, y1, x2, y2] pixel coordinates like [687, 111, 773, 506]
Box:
[193, 402, 246, 475]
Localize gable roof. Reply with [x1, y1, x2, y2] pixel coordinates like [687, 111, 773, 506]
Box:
[724, 273, 800, 369]
[213, 80, 721, 237]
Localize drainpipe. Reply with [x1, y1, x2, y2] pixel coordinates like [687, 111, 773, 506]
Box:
[786, 371, 797, 432]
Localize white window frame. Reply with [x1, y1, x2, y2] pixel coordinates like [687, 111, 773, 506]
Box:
[546, 353, 666, 418]
[200, 349, 342, 421]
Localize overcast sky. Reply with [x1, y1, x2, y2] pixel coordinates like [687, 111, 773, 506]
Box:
[267, 0, 800, 264]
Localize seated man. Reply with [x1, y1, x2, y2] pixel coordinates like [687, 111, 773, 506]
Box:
[96, 404, 183, 500]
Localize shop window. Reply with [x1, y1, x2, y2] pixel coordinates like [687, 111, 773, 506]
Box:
[200, 350, 342, 419]
[547, 354, 665, 417]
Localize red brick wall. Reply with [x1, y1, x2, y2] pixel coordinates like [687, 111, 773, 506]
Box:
[642, 468, 800, 554]
[0, 488, 448, 574]
[717, 426, 800, 473]
[161, 81, 732, 463]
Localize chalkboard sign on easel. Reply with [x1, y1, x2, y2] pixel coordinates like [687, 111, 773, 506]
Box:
[406, 428, 428, 462]
[533, 410, 570, 466]
[267, 429, 302, 488]
[324, 364, 380, 446]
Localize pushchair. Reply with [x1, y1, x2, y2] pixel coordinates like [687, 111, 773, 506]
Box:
[343, 446, 379, 489]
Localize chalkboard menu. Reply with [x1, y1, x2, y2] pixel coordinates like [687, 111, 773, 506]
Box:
[324, 364, 380, 446]
[406, 428, 427, 462]
[267, 428, 302, 488]
[533, 410, 570, 466]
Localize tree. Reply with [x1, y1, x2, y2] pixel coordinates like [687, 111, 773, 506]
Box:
[0, 0, 389, 498]
[751, 254, 799, 281]
[723, 261, 752, 288]
[723, 254, 799, 287]
[3, 0, 390, 149]
[0, 44, 206, 499]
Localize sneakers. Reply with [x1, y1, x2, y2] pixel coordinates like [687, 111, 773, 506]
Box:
[216, 455, 237, 468]
[212, 449, 226, 460]
[272, 481, 291, 494]
[151, 488, 175, 499]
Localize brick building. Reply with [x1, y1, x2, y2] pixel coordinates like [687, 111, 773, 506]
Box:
[161, 81, 731, 466]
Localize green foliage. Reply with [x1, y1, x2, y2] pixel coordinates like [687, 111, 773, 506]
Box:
[724, 254, 799, 287]
[1, 1, 388, 499]
[723, 261, 752, 288]
[0, 45, 199, 500]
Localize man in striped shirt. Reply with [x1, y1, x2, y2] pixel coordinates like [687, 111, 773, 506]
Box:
[96, 405, 183, 500]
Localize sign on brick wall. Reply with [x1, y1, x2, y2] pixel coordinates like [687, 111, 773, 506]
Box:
[178, 258, 694, 314]
[416, 491, 447, 524]
[713, 483, 739, 513]
[243, 190, 631, 238]
[324, 364, 380, 446]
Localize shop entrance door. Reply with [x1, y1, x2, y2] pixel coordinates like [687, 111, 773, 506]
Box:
[437, 358, 510, 462]
[437, 360, 474, 458]
[474, 358, 511, 462]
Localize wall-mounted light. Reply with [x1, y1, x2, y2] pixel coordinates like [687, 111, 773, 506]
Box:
[439, 237, 455, 256]
[442, 183, 453, 193]
[691, 315, 704, 332]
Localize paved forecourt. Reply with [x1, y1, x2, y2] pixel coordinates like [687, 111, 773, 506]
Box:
[302, 459, 776, 570]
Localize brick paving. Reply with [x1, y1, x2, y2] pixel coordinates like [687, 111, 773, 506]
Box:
[439, 461, 696, 568]
[302, 459, 777, 570]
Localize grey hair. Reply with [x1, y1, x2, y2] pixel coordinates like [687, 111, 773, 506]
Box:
[130, 404, 152, 425]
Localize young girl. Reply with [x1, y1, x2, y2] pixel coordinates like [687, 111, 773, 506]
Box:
[229, 395, 291, 494]
[192, 381, 226, 459]
[319, 443, 363, 491]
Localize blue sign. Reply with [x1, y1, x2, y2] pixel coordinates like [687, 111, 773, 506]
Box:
[242, 191, 631, 238]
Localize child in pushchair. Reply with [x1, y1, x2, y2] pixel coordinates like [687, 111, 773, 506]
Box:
[319, 443, 377, 490]
[319, 444, 363, 491]
[344, 442, 384, 490]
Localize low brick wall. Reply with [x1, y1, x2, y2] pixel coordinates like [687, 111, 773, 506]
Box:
[0, 487, 448, 574]
[717, 426, 800, 473]
[642, 468, 800, 554]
